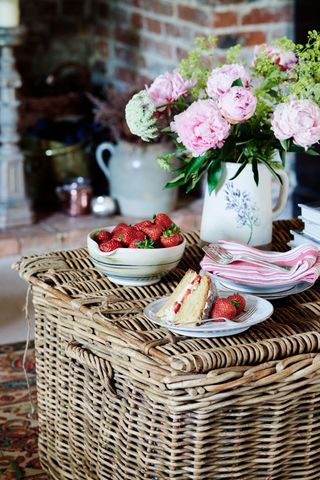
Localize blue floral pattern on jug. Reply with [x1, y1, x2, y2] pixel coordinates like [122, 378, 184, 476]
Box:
[225, 181, 260, 244]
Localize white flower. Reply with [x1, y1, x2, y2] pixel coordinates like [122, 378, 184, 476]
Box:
[125, 91, 158, 142]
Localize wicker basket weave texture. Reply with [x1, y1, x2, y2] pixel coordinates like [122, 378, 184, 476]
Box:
[17, 219, 320, 480]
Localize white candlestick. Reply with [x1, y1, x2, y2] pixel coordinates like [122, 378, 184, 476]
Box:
[0, 0, 20, 28]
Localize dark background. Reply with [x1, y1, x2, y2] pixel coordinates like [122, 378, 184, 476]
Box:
[293, 0, 320, 215]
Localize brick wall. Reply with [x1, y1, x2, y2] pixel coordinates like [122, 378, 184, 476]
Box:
[102, 0, 294, 89]
[17, 0, 294, 91]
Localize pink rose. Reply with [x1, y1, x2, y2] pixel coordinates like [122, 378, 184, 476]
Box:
[206, 64, 251, 99]
[253, 44, 297, 72]
[170, 100, 230, 157]
[218, 87, 257, 124]
[146, 69, 196, 110]
[271, 99, 320, 149]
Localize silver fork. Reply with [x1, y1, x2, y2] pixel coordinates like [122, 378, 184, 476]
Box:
[199, 305, 257, 326]
[202, 244, 291, 272]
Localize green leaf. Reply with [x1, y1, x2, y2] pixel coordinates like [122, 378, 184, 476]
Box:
[235, 139, 254, 146]
[287, 143, 305, 152]
[251, 159, 259, 186]
[184, 155, 208, 181]
[280, 139, 290, 151]
[231, 77, 243, 87]
[207, 159, 222, 194]
[279, 148, 286, 166]
[306, 147, 320, 156]
[258, 157, 283, 184]
[228, 160, 248, 181]
[165, 173, 186, 189]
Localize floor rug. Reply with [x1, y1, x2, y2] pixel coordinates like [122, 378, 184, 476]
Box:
[0, 341, 47, 480]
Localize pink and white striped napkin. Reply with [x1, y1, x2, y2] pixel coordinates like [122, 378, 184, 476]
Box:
[200, 240, 320, 286]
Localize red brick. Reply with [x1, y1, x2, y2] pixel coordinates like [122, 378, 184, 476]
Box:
[145, 17, 162, 34]
[242, 6, 291, 25]
[178, 5, 211, 26]
[146, 0, 173, 16]
[213, 11, 238, 28]
[115, 28, 140, 46]
[132, 12, 143, 29]
[241, 30, 266, 46]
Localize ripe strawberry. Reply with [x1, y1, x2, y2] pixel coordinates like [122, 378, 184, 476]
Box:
[115, 226, 144, 246]
[129, 238, 154, 249]
[154, 213, 173, 230]
[95, 230, 111, 244]
[210, 298, 237, 321]
[111, 223, 128, 237]
[132, 229, 146, 242]
[134, 220, 153, 232]
[160, 225, 183, 248]
[160, 232, 182, 248]
[143, 224, 163, 241]
[227, 294, 246, 313]
[99, 239, 122, 253]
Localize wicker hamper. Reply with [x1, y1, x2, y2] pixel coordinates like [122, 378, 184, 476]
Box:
[16, 219, 320, 480]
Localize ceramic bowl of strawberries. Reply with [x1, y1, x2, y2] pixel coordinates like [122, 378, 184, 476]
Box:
[87, 213, 186, 286]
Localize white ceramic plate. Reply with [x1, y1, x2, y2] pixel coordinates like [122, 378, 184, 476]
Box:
[216, 277, 314, 300]
[144, 293, 273, 337]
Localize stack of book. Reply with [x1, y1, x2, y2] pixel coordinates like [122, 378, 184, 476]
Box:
[289, 201, 320, 249]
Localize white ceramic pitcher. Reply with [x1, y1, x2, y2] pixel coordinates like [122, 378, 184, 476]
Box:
[200, 162, 289, 246]
[96, 140, 178, 217]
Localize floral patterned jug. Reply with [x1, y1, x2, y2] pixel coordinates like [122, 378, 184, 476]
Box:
[200, 162, 289, 246]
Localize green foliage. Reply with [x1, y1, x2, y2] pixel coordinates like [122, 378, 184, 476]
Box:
[179, 36, 217, 99]
[226, 44, 241, 64]
[287, 30, 320, 102]
[130, 31, 320, 194]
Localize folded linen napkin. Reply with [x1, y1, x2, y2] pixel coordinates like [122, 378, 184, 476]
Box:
[200, 240, 320, 286]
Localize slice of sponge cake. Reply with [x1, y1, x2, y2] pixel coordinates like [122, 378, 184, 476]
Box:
[156, 269, 215, 326]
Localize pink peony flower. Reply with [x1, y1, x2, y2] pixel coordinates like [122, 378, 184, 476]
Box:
[271, 99, 320, 149]
[253, 44, 297, 72]
[170, 100, 230, 157]
[218, 87, 257, 124]
[206, 63, 251, 99]
[146, 69, 196, 110]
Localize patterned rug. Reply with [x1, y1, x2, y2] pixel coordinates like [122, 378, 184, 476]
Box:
[0, 341, 47, 480]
